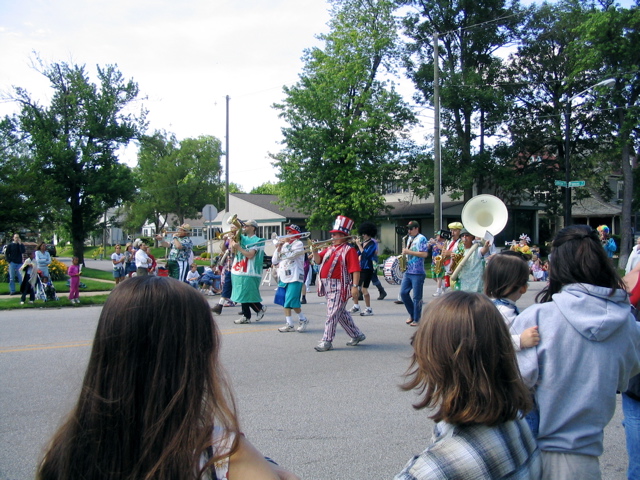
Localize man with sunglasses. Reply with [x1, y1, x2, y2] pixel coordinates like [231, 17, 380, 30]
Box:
[400, 221, 429, 327]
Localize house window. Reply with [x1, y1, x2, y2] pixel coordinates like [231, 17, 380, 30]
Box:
[617, 181, 624, 200]
[384, 182, 407, 195]
[258, 226, 280, 240]
[191, 228, 203, 238]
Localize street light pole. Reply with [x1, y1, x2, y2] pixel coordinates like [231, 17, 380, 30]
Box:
[563, 78, 615, 227]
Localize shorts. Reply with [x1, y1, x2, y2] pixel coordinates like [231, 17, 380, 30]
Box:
[282, 281, 303, 309]
[113, 267, 125, 279]
[359, 269, 373, 288]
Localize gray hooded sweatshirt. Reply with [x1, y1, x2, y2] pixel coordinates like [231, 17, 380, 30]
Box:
[512, 283, 640, 457]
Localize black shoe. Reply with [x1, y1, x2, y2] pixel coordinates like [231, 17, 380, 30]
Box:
[394, 300, 404, 304]
[301, 295, 307, 304]
[377, 291, 387, 300]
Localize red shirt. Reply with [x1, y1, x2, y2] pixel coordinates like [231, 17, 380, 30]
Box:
[319, 244, 360, 279]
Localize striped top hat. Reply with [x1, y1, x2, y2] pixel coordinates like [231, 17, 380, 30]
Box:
[330, 215, 354, 235]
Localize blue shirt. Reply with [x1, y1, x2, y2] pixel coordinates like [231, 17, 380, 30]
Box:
[406, 234, 428, 275]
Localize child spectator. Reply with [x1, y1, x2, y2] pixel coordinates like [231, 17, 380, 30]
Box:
[187, 263, 200, 289]
[42, 276, 58, 301]
[19, 252, 37, 305]
[396, 291, 541, 479]
[199, 266, 221, 295]
[68, 256, 81, 305]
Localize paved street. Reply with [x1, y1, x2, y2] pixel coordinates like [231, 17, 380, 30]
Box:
[0, 263, 630, 479]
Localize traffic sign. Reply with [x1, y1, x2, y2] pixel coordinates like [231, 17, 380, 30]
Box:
[555, 180, 567, 187]
[568, 181, 585, 187]
[202, 204, 218, 222]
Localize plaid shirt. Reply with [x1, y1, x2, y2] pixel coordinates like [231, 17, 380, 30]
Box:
[395, 418, 541, 480]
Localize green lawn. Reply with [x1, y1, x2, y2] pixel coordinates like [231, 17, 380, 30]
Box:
[0, 293, 111, 310]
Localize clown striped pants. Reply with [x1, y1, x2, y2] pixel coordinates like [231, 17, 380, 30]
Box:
[320, 277, 363, 342]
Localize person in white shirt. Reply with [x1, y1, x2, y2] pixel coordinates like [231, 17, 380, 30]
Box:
[135, 243, 151, 276]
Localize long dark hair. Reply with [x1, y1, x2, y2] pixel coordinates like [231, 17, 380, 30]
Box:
[536, 224, 625, 303]
[484, 253, 530, 299]
[37, 276, 239, 480]
[401, 292, 532, 426]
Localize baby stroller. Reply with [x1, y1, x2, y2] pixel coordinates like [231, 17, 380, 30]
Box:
[33, 272, 47, 302]
[42, 276, 59, 301]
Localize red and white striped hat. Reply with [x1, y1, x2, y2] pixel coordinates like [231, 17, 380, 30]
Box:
[330, 215, 354, 235]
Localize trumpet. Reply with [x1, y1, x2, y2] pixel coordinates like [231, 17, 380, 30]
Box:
[305, 236, 358, 253]
[215, 229, 235, 240]
[272, 231, 311, 245]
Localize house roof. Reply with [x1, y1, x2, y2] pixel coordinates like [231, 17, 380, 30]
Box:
[381, 201, 465, 218]
[231, 194, 309, 219]
[572, 195, 622, 217]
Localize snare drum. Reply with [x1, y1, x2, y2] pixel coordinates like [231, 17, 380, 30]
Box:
[384, 256, 404, 285]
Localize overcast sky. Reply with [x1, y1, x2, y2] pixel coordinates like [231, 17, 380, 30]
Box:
[0, 0, 336, 192]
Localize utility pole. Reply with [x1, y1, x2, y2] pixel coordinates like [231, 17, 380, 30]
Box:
[225, 95, 230, 213]
[433, 33, 442, 232]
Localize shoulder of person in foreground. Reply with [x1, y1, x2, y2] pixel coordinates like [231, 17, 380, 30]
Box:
[228, 435, 299, 480]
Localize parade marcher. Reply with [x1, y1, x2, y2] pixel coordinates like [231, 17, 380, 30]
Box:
[212, 225, 238, 315]
[400, 220, 429, 327]
[370, 237, 387, 300]
[272, 224, 309, 333]
[453, 229, 494, 293]
[155, 224, 193, 282]
[350, 221, 379, 316]
[511, 233, 533, 260]
[312, 215, 365, 352]
[442, 222, 463, 291]
[5, 234, 25, 295]
[426, 230, 447, 297]
[597, 225, 617, 259]
[231, 220, 266, 324]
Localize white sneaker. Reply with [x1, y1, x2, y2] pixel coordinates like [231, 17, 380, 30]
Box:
[432, 289, 442, 297]
[350, 304, 360, 313]
[234, 317, 251, 324]
[297, 318, 309, 332]
[256, 306, 267, 321]
[278, 324, 295, 332]
[360, 307, 373, 316]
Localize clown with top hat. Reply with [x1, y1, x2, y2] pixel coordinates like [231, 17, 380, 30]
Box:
[311, 215, 366, 352]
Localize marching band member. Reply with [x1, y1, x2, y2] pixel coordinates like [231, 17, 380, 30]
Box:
[272, 225, 309, 333]
[211, 225, 238, 315]
[155, 223, 193, 282]
[400, 221, 429, 327]
[231, 220, 266, 324]
[427, 231, 447, 297]
[442, 221, 463, 291]
[312, 215, 365, 352]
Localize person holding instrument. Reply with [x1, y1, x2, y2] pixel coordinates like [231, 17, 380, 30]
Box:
[155, 223, 193, 282]
[37, 276, 299, 480]
[312, 215, 365, 352]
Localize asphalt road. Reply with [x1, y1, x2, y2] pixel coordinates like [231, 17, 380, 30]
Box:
[0, 260, 630, 479]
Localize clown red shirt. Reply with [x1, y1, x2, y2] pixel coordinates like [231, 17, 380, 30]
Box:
[319, 244, 360, 279]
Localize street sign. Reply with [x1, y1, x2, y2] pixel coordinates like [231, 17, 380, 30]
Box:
[202, 204, 218, 222]
[555, 180, 567, 187]
[568, 181, 586, 187]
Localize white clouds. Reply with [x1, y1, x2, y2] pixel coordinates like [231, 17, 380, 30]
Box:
[0, 0, 331, 192]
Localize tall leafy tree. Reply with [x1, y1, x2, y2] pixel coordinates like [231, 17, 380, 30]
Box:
[272, 0, 417, 228]
[572, 5, 640, 266]
[398, 0, 524, 200]
[12, 61, 142, 263]
[495, 0, 599, 218]
[134, 131, 224, 236]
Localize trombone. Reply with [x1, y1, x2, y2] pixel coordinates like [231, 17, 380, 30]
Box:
[304, 235, 358, 253]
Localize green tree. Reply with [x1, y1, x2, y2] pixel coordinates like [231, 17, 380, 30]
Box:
[272, 0, 417, 229]
[134, 131, 224, 238]
[250, 181, 283, 195]
[494, 0, 599, 218]
[571, 5, 640, 266]
[399, 0, 524, 200]
[11, 61, 141, 263]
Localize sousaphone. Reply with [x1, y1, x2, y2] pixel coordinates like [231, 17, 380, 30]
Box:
[460, 194, 508, 238]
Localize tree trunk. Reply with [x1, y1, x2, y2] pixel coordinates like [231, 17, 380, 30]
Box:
[71, 201, 85, 266]
[619, 136, 633, 270]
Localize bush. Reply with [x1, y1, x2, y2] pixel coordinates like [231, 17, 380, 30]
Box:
[48, 258, 68, 281]
[0, 259, 7, 283]
[199, 252, 210, 259]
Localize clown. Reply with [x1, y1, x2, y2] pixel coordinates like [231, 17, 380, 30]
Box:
[597, 225, 617, 259]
